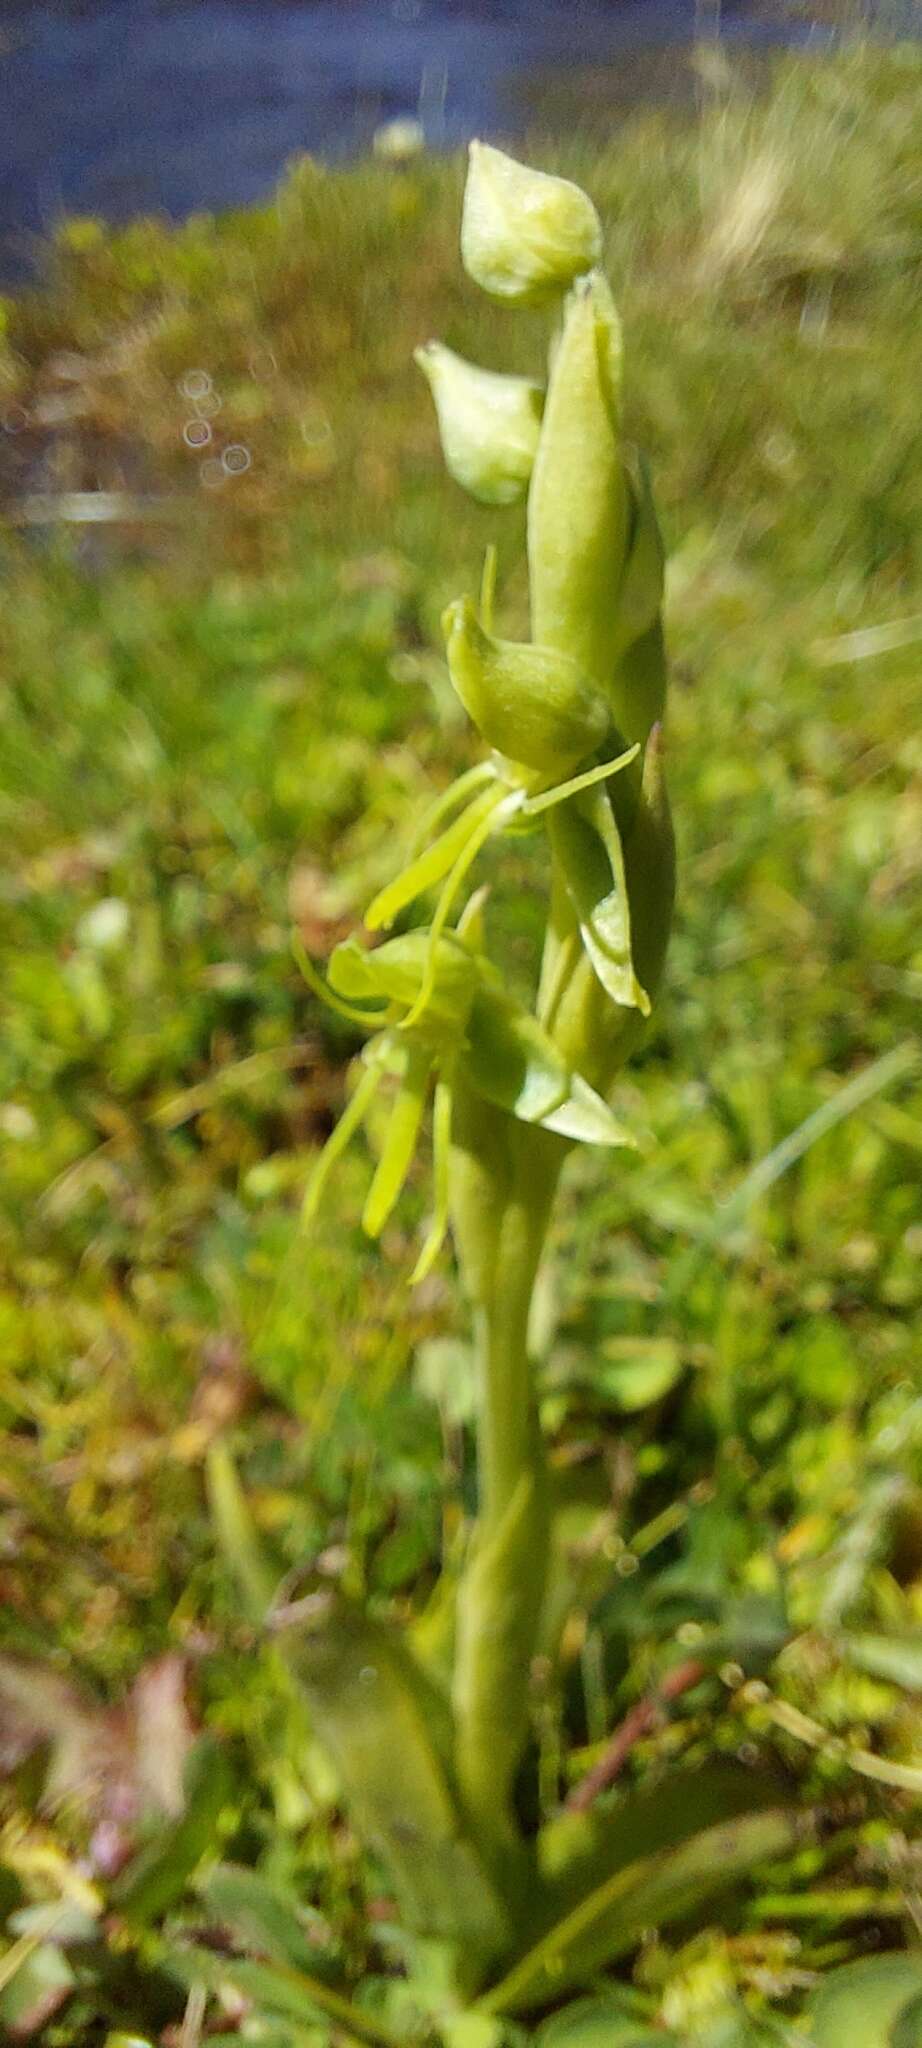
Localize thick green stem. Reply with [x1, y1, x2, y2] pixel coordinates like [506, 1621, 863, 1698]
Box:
[449, 1084, 562, 1844]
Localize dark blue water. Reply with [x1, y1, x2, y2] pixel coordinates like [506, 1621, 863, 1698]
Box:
[0, 0, 846, 273]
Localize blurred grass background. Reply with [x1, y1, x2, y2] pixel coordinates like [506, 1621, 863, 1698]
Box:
[0, 38, 920, 2036]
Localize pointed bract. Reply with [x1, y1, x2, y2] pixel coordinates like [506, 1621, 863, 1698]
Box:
[528, 272, 631, 699]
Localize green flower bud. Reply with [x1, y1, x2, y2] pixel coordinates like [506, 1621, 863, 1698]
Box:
[414, 342, 543, 507]
[442, 595, 609, 774]
[527, 271, 630, 696]
[461, 141, 602, 305]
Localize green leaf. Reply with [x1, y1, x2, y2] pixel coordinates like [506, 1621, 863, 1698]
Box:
[206, 1439, 280, 1624]
[537, 1761, 786, 1901]
[486, 1803, 802, 2014]
[804, 1957, 922, 2047]
[548, 785, 649, 1016]
[167, 1946, 397, 2048]
[533, 1992, 661, 2046]
[464, 986, 635, 1148]
[0, 1941, 74, 2036]
[453, 1474, 546, 1853]
[465, 991, 567, 1124]
[541, 1072, 637, 1148]
[610, 451, 666, 665]
[279, 1595, 512, 1966]
[597, 1336, 684, 1410]
[842, 1632, 922, 1692]
[197, 1862, 338, 1976]
[893, 1994, 922, 2048]
[110, 1735, 235, 1925]
[441, 2017, 508, 2048]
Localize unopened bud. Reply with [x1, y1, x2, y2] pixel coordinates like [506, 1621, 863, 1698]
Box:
[528, 271, 630, 694]
[461, 142, 602, 306]
[442, 596, 609, 773]
[415, 342, 543, 506]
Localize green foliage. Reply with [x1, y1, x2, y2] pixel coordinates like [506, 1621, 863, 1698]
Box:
[534, 1993, 663, 2046]
[804, 1955, 922, 2046]
[484, 1807, 802, 2015]
[281, 1593, 514, 1968]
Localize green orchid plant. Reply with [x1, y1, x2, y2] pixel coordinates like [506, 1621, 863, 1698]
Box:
[204, 144, 807, 2046]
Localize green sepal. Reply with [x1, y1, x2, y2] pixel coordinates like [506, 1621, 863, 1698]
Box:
[329, 931, 476, 1038]
[365, 782, 506, 933]
[548, 783, 649, 1016]
[611, 615, 668, 752]
[362, 1043, 430, 1238]
[278, 1594, 514, 1969]
[442, 596, 610, 775]
[464, 980, 635, 1147]
[610, 450, 666, 670]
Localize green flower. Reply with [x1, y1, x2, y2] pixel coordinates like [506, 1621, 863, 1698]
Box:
[297, 923, 635, 1282]
[415, 342, 543, 506]
[461, 142, 602, 305]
